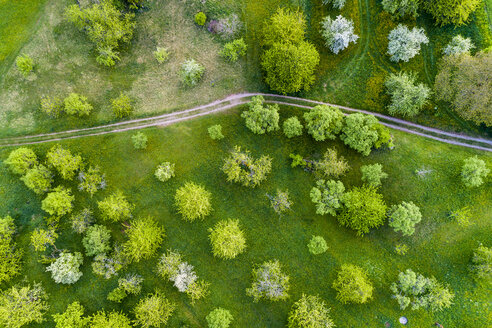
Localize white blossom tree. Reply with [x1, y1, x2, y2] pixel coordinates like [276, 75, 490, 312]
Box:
[46, 252, 83, 284]
[387, 24, 428, 62]
[443, 35, 474, 55]
[321, 15, 359, 54]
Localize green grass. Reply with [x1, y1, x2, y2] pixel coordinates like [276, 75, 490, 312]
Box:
[0, 105, 490, 327]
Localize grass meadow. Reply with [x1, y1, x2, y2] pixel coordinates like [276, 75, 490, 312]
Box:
[1, 105, 490, 327]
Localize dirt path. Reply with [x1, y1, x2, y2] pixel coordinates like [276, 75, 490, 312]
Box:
[0, 93, 491, 152]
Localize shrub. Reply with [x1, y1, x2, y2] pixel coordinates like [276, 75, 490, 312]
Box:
[385, 72, 431, 117]
[315, 148, 350, 179]
[132, 132, 148, 149]
[82, 224, 111, 256]
[46, 252, 83, 284]
[382, 0, 419, 19]
[78, 166, 106, 197]
[220, 38, 247, 62]
[52, 301, 88, 328]
[123, 216, 165, 262]
[461, 156, 489, 187]
[424, 0, 480, 26]
[304, 105, 344, 141]
[339, 185, 387, 236]
[208, 124, 224, 140]
[283, 116, 303, 138]
[98, 191, 134, 222]
[435, 52, 492, 126]
[307, 236, 328, 255]
[133, 292, 175, 328]
[246, 260, 290, 302]
[0, 216, 22, 284]
[470, 244, 492, 284]
[111, 92, 133, 118]
[63, 93, 93, 117]
[390, 269, 454, 311]
[40, 96, 63, 118]
[322, 0, 346, 9]
[206, 308, 234, 328]
[175, 182, 212, 221]
[222, 146, 272, 187]
[241, 95, 280, 134]
[310, 179, 345, 216]
[340, 113, 379, 156]
[153, 47, 169, 63]
[41, 186, 75, 217]
[360, 163, 388, 187]
[179, 59, 205, 87]
[388, 201, 422, 236]
[288, 294, 335, 328]
[70, 208, 94, 234]
[4, 147, 38, 175]
[195, 12, 207, 26]
[267, 189, 293, 215]
[154, 162, 175, 182]
[46, 145, 83, 180]
[89, 311, 132, 328]
[332, 264, 373, 304]
[15, 53, 34, 77]
[209, 219, 246, 259]
[443, 35, 474, 55]
[0, 283, 49, 328]
[387, 24, 428, 62]
[208, 14, 243, 40]
[21, 164, 53, 194]
[320, 15, 358, 54]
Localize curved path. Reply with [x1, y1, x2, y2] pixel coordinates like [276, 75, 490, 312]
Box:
[0, 93, 491, 152]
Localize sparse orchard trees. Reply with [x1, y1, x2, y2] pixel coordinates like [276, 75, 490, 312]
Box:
[111, 92, 133, 118]
[382, 0, 420, 19]
[0, 216, 22, 283]
[0, 283, 49, 328]
[307, 236, 328, 255]
[98, 191, 134, 222]
[461, 156, 489, 187]
[21, 164, 53, 194]
[360, 163, 388, 187]
[443, 35, 474, 55]
[41, 186, 75, 217]
[154, 162, 175, 182]
[246, 260, 290, 302]
[385, 72, 431, 117]
[46, 145, 83, 180]
[63, 93, 93, 117]
[470, 244, 492, 285]
[16, 53, 34, 77]
[133, 292, 175, 328]
[175, 182, 212, 222]
[220, 38, 247, 62]
[4, 147, 38, 175]
[304, 105, 344, 141]
[320, 15, 358, 54]
[180, 59, 205, 87]
[288, 294, 335, 328]
[241, 96, 280, 134]
[283, 116, 303, 138]
[222, 146, 272, 187]
[83, 224, 111, 256]
[208, 124, 225, 140]
[208, 219, 246, 259]
[387, 25, 428, 62]
[78, 166, 106, 196]
[52, 301, 88, 328]
[424, 0, 480, 26]
[310, 179, 345, 216]
[123, 216, 164, 262]
[388, 201, 422, 236]
[332, 264, 373, 304]
[46, 252, 83, 284]
[206, 308, 234, 328]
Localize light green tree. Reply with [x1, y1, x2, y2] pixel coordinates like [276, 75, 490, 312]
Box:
[288, 294, 335, 328]
[0, 216, 22, 283]
[63, 93, 93, 116]
[21, 164, 53, 194]
[208, 219, 246, 259]
[88, 311, 132, 328]
[111, 92, 133, 118]
[461, 156, 489, 187]
[175, 182, 212, 222]
[41, 186, 75, 217]
[46, 145, 83, 180]
[220, 38, 247, 62]
[78, 165, 106, 197]
[262, 8, 306, 46]
[4, 147, 38, 175]
[385, 72, 431, 117]
[31, 228, 58, 253]
[132, 132, 148, 149]
[40, 95, 63, 118]
[15, 53, 34, 77]
[98, 191, 134, 222]
[283, 116, 303, 138]
[206, 308, 234, 328]
[241, 96, 280, 134]
[52, 301, 88, 328]
[360, 163, 388, 187]
[315, 148, 350, 179]
[83, 224, 112, 256]
[208, 124, 225, 140]
[332, 264, 373, 304]
[222, 146, 272, 187]
[310, 179, 345, 216]
[0, 283, 49, 328]
[123, 216, 165, 262]
[424, 0, 480, 26]
[340, 113, 381, 156]
[307, 236, 328, 255]
[133, 291, 175, 328]
[388, 201, 422, 236]
[153, 47, 169, 63]
[470, 244, 492, 285]
[304, 105, 344, 141]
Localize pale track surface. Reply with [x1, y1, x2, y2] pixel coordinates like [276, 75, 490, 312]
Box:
[0, 93, 491, 152]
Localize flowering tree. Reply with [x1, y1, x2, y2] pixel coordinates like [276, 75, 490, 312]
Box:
[46, 252, 83, 284]
[179, 59, 205, 87]
[387, 24, 428, 62]
[443, 35, 474, 55]
[382, 0, 419, 19]
[320, 15, 358, 54]
[267, 189, 293, 216]
[246, 260, 290, 302]
[154, 162, 175, 182]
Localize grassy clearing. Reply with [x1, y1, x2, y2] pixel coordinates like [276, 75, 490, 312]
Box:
[0, 105, 490, 327]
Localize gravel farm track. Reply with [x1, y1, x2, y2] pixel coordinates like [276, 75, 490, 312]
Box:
[0, 93, 491, 152]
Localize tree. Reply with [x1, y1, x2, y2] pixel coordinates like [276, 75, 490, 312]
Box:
[15, 53, 34, 77]
[322, 0, 347, 9]
[78, 165, 106, 196]
[209, 219, 246, 259]
[134, 292, 175, 328]
[303, 105, 344, 141]
[339, 185, 387, 236]
[390, 269, 454, 311]
[470, 244, 492, 285]
[109, 273, 144, 302]
[180, 59, 205, 87]
[89, 311, 132, 328]
[340, 113, 382, 156]
[63, 93, 93, 117]
[461, 156, 489, 187]
[154, 162, 175, 182]
[320, 15, 358, 54]
[220, 38, 247, 62]
[46, 252, 83, 284]
[46, 145, 83, 180]
[424, 0, 480, 26]
[70, 208, 94, 234]
[98, 191, 134, 222]
[82, 224, 112, 256]
[0, 216, 22, 283]
[241, 96, 280, 134]
[153, 47, 169, 63]
[111, 92, 133, 118]
[40, 95, 63, 118]
[222, 146, 272, 187]
[283, 116, 303, 138]
[385, 72, 431, 117]
[310, 179, 345, 216]
[388, 201, 422, 236]
[382, 0, 419, 19]
[208, 124, 224, 140]
[131, 132, 148, 149]
[4, 147, 38, 175]
[91, 246, 125, 279]
[307, 235, 328, 255]
[262, 8, 306, 46]
[123, 216, 165, 262]
[332, 264, 373, 304]
[53, 301, 88, 328]
[360, 163, 388, 187]
[65, 1, 135, 66]
[0, 283, 49, 328]
[435, 52, 492, 126]
[443, 35, 474, 55]
[175, 182, 212, 222]
[246, 260, 290, 302]
[262, 41, 320, 94]
[31, 228, 58, 253]
[387, 25, 428, 62]
[21, 164, 53, 194]
[206, 308, 234, 328]
[267, 189, 293, 215]
[41, 186, 75, 217]
[315, 148, 350, 179]
[288, 294, 335, 328]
